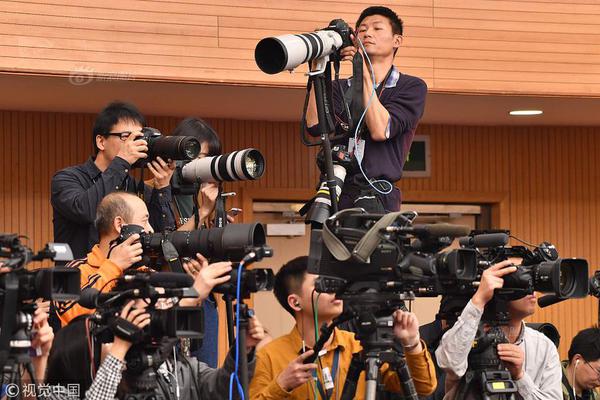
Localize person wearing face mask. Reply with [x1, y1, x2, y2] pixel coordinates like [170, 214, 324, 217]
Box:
[562, 327, 600, 400]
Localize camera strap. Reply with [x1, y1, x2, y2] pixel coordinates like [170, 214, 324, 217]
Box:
[322, 209, 404, 262]
[162, 240, 184, 274]
[314, 348, 340, 400]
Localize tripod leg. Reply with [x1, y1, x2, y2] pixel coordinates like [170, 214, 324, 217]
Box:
[364, 357, 380, 400]
[340, 352, 363, 400]
[392, 358, 418, 400]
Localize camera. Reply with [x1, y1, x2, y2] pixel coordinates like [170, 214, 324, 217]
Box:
[181, 148, 265, 183]
[309, 209, 476, 296]
[212, 267, 275, 299]
[302, 145, 353, 226]
[117, 222, 268, 267]
[255, 19, 353, 74]
[132, 127, 201, 168]
[0, 233, 79, 372]
[462, 234, 589, 301]
[0, 234, 80, 302]
[85, 271, 203, 344]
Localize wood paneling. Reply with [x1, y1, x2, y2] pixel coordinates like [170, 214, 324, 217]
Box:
[1, 111, 599, 358]
[2, 1, 600, 95]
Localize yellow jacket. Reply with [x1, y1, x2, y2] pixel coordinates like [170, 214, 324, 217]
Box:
[250, 325, 437, 399]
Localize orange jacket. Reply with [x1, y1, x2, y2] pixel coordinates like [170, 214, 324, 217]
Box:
[54, 245, 123, 326]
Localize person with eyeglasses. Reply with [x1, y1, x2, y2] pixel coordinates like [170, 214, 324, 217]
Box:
[562, 327, 600, 400]
[51, 101, 177, 260]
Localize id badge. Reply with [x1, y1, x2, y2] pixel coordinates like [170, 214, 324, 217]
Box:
[348, 137, 365, 163]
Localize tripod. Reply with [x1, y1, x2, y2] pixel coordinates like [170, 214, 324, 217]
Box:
[124, 343, 171, 400]
[337, 288, 419, 400]
[455, 299, 517, 400]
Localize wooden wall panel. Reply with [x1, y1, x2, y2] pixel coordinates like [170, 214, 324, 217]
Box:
[2, 0, 600, 96]
[1, 110, 600, 358]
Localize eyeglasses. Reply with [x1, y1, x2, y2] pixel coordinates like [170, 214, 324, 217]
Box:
[105, 131, 133, 141]
[585, 361, 600, 378]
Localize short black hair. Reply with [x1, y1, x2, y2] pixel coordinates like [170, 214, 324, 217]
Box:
[568, 326, 600, 362]
[92, 101, 146, 154]
[274, 256, 309, 317]
[356, 6, 403, 36]
[172, 117, 222, 156]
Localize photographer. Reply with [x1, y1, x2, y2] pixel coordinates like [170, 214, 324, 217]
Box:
[51, 101, 176, 260]
[436, 260, 562, 399]
[46, 297, 264, 399]
[562, 327, 600, 399]
[249, 256, 436, 399]
[54, 191, 232, 326]
[306, 6, 427, 212]
[171, 117, 224, 231]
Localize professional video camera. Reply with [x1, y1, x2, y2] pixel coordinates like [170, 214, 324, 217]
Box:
[0, 233, 79, 387]
[255, 19, 353, 74]
[132, 127, 201, 168]
[308, 210, 589, 400]
[82, 271, 202, 399]
[460, 230, 589, 301]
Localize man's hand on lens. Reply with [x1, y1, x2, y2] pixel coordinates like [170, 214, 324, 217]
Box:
[116, 130, 148, 165]
[109, 233, 143, 271]
[497, 343, 525, 380]
[472, 260, 518, 310]
[111, 300, 151, 361]
[393, 310, 423, 354]
[182, 253, 232, 302]
[276, 350, 318, 392]
[148, 156, 176, 189]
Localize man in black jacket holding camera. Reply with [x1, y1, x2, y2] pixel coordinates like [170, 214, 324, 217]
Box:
[51, 101, 176, 259]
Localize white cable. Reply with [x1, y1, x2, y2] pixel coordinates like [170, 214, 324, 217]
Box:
[173, 347, 181, 399]
[353, 36, 393, 195]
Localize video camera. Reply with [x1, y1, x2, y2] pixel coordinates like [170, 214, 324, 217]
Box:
[0, 233, 79, 374]
[460, 230, 589, 301]
[83, 271, 203, 344]
[310, 209, 589, 303]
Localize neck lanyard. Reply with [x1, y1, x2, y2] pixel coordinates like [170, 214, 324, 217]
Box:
[313, 348, 340, 400]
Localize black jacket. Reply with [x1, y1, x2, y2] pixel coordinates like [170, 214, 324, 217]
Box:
[51, 156, 175, 259]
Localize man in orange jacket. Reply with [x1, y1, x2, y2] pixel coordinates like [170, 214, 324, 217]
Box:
[55, 191, 232, 326]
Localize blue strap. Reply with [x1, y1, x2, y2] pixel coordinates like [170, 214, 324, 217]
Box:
[315, 348, 340, 400]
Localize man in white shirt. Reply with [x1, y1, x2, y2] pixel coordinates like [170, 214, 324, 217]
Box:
[436, 260, 562, 400]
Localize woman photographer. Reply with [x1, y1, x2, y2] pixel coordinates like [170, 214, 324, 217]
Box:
[172, 117, 225, 231]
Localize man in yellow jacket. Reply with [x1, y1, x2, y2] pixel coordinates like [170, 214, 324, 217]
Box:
[249, 256, 437, 399]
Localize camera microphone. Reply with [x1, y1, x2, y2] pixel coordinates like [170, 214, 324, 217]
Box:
[459, 233, 509, 248]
